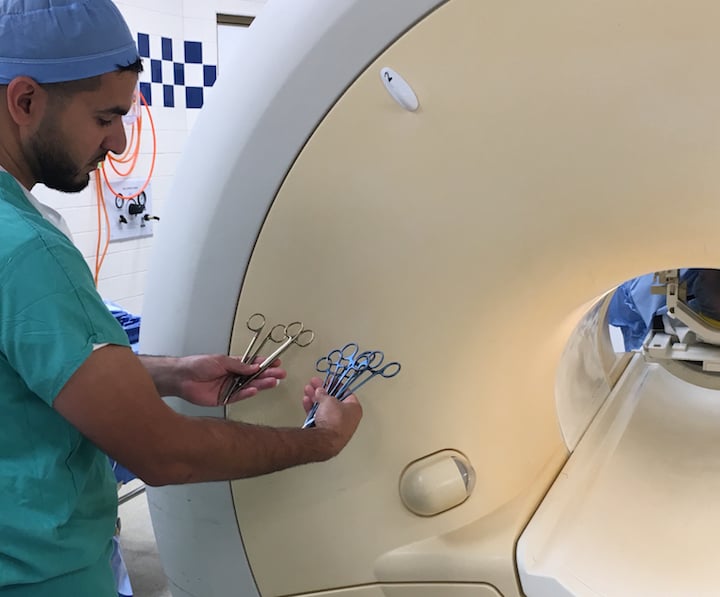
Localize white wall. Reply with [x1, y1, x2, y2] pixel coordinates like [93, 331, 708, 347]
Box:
[34, 0, 266, 316]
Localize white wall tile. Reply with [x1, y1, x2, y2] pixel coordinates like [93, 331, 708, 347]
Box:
[116, 295, 146, 316]
[150, 177, 173, 205]
[172, 37, 185, 64]
[162, 59, 175, 84]
[183, 62, 205, 87]
[60, 205, 106, 234]
[204, 42, 219, 68]
[145, 105, 187, 132]
[155, 130, 189, 155]
[181, 1, 214, 20]
[149, 33, 164, 59]
[148, 0, 183, 16]
[101, 247, 153, 277]
[75, 232, 104, 259]
[74, 224, 153, 259]
[119, 5, 183, 40]
[153, 153, 183, 178]
[116, 0, 182, 17]
[183, 17, 219, 47]
[215, 0, 266, 17]
[185, 109, 201, 132]
[98, 271, 149, 304]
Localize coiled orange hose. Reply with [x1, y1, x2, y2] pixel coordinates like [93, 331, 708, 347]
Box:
[93, 88, 157, 285]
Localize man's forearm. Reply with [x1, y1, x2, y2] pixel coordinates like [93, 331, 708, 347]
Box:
[149, 416, 341, 485]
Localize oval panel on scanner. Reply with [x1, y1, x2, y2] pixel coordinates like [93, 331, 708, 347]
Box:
[399, 450, 476, 516]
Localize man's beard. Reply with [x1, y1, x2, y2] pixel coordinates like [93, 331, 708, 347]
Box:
[28, 125, 100, 193]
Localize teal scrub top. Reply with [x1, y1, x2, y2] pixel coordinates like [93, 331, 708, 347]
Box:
[0, 172, 131, 595]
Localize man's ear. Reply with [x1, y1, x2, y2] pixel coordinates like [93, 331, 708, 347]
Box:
[6, 76, 47, 127]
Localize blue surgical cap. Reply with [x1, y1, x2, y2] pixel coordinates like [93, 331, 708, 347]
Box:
[0, 0, 139, 84]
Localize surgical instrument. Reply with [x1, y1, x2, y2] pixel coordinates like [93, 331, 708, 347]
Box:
[333, 359, 400, 399]
[240, 312, 267, 363]
[219, 316, 315, 405]
[320, 342, 363, 394]
[303, 344, 400, 428]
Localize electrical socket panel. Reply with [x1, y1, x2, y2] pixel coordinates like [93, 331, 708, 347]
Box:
[102, 178, 157, 242]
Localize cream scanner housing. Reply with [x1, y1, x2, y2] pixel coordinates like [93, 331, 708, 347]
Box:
[140, 1, 720, 596]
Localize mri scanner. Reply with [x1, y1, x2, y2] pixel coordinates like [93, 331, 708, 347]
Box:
[139, 1, 720, 595]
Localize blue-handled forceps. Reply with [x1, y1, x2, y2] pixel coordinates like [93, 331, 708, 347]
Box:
[220, 316, 315, 405]
[334, 357, 400, 398]
[302, 345, 400, 428]
[316, 342, 367, 394]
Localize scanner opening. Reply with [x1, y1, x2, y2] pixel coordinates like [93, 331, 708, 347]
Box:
[558, 268, 720, 451]
[609, 268, 720, 391]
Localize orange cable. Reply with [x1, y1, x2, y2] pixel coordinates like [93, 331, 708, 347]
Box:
[97, 174, 111, 278]
[101, 89, 156, 201]
[107, 116, 141, 175]
[93, 171, 113, 285]
[93, 89, 157, 282]
[93, 171, 104, 285]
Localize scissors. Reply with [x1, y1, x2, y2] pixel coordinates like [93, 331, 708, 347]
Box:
[218, 313, 271, 403]
[240, 313, 267, 363]
[220, 317, 315, 405]
[303, 358, 401, 428]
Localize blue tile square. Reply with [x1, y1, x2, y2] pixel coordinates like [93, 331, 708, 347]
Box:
[186, 86, 204, 109]
[150, 59, 162, 83]
[184, 41, 203, 64]
[163, 85, 175, 108]
[173, 62, 185, 85]
[203, 65, 217, 87]
[139, 82, 152, 106]
[137, 33, 150, 58]
[161, 37, 173, 61]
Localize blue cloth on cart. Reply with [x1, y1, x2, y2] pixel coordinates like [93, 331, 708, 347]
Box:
[110, 460, 136, 485]
[104, 301, 141, 349]
[607, 274, 665, 351]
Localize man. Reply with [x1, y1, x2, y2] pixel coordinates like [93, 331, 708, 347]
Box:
[0, 2, 362, 595]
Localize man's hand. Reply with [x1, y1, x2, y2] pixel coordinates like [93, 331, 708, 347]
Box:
[303, 376, 362, 457]
[143, 354, 286, 406]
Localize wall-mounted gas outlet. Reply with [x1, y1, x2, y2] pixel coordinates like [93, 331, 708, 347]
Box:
[102, 178, 158, 242]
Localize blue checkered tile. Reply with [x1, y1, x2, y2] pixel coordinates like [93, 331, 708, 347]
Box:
[137, 33, 216, 109]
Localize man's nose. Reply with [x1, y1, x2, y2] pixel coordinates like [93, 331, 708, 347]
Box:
[104, 119, 127, 155]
